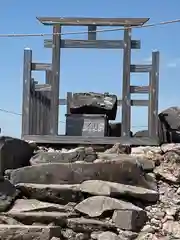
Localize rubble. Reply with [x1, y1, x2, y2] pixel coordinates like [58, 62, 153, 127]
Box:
[1, 136, 180, 239]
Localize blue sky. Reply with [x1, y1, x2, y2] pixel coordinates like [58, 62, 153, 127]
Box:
[0, 0, 180, 137]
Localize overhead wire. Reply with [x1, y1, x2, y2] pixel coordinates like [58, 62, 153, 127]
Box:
[0, 18, 179, 38]
[0, 108, 147, 128]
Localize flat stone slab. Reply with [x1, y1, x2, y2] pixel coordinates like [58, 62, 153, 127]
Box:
[4, 211, 78, 225]
[79, 180, 159, 202]
[8, 199, 74, 213]
[96, 153, 155, 171]
[16, 183, 83, 204]
[66, 218, 116, 233]
[74, 196, 144, 217]
[0, 224, 62, 240]
[9, 161, 150, 189]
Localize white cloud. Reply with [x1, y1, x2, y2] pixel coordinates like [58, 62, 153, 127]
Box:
[144, 56, 152, 63]
[167, 58, 180, 68]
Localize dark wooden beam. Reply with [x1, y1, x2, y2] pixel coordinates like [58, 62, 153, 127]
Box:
[130, 64, 152, 72]
[130, 85, 149, 94]
[121, 28, 131, 137]
[31, 63, 51, 71]
[37, 17, 149, 26]
[88, 26, 96, 40]
[44, 39, 141, 49]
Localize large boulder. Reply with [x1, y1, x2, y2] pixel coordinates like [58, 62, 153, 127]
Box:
[158, 107, 180, 143]
[69, 92, 118, 120]
[0, 178, 19, 212]
[0, 136, 34, 175]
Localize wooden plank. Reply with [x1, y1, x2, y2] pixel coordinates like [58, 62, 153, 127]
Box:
[148, 51, 160, 139]
[50, 25, 61, 135]
[34, 84, 52, 92]
[130, 85, 149, 94]
[22, 135, 159, 146]
[31, 63, 51, 71]
[121, 28, 131, 137]
[59, 98, 149, 106]
[21, 48, 32, 137]
[88, 26, 96, 40]
[44, 39, 141, 49]
[130, 64, 152, 72]
[44, 70, 52, 135]
[37, 17, 149, 26]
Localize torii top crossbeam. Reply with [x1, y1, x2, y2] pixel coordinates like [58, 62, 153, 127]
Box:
[36, 17, 149, 26]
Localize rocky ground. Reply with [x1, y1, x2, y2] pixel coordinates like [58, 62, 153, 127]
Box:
[1, 137, 180, 239]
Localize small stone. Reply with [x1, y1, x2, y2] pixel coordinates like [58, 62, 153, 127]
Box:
[141, 224, 155, 233]
[98, 231, 120, 240]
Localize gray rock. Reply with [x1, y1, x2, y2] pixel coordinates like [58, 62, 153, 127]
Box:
[74, 196, 144, 218]
[0, 136, 34, 175]
[79, 180, 159, 202]
[112, 209, 147, 231]
[30, 147, 97, 165]
[16, 183, 83, 204]
[98, 231, 120, 240]
[0, 224, 62, 240]
[0, 178, 19, 212]
[9, 162, 150, 188]
[4, 211, 78, 225]
[66, 217, 116, 232]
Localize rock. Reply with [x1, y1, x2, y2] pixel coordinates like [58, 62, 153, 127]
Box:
[97, 231, 120, 240]
[0, 178, 19, 212]
[104, 143, 131, 154]
[9, 162, 150, 189]
[16, 183, 83, 204]
[0, 136, 34, 175]
[112, 209, 147, 231]
[0, 224, 62, 240]
[4, 211, 78, 225]
[69, 92, 118, 120]
[136, 233, 157, 240]
[74, 196, 145, 218]
[30, 147, 97, 165]
[133, 130, 149, 138]
[79, 180, 159, 202]
[162, 221, 180, 239]
[66, 218, 116, 232]
[61, 228, 89, 240]
[154, 151, 180, 183]
[161, 143, 180, 153]
[8, 199, 75, 213]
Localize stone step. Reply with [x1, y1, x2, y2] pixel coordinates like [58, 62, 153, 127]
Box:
[8, 161, 152, 189]
[0, 224, 62, 240]
[16, 179, 158, 206]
